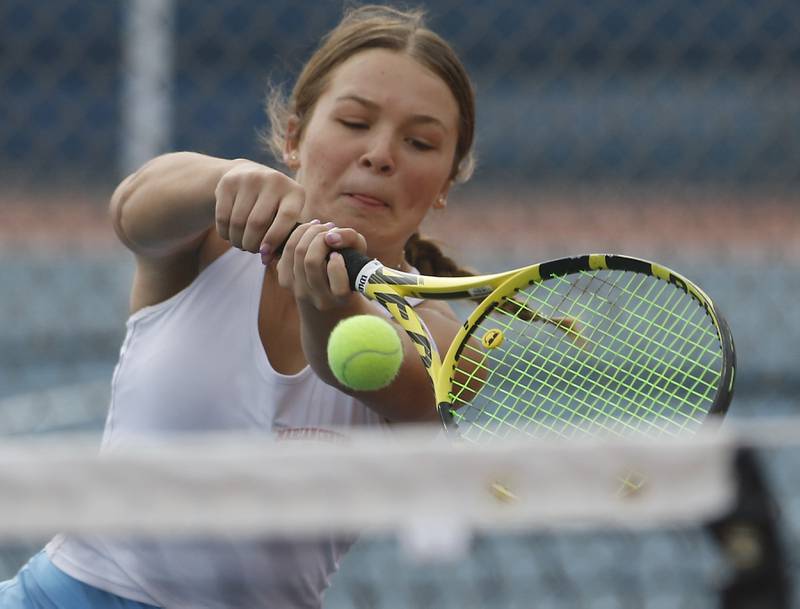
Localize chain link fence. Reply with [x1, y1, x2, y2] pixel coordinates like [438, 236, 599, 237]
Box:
[1, 0, 799, 433]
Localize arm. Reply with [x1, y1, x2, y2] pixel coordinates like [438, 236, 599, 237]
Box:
[110, 152, 233, 258]
[299, 298, 459, 423]
[110, 152, 305, 312]
[277, 222, 461, 423]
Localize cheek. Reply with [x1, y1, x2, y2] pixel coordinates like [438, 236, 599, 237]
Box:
[405, 163, 450, 204]
[301, 136, 350, 188]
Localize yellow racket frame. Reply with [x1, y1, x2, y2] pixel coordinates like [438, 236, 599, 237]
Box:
[351, 253, 736, 438]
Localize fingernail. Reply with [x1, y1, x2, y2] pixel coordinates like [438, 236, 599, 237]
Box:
[309, 218, 320, 225]
[325, 230, 342, 245]
[260, 244, 271, 265]
[323, 221, 335, 228]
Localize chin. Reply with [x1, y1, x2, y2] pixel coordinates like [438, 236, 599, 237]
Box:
[327, 209, 381, 232]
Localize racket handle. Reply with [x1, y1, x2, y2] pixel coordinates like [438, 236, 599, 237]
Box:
[273, 223, 375, 291]
[339, 248, 373, 290]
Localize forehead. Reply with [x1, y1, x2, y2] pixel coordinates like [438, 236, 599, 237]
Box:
[322, 49, 459, 125]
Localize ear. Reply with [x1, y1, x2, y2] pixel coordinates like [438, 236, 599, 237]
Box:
[282, 115, 301, 170]
[433, 182, 452, 210]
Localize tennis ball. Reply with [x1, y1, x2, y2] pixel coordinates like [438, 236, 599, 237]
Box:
[327, 315, 403, 391]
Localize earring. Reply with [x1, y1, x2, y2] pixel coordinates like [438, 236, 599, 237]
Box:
[289, 152, 298, 162]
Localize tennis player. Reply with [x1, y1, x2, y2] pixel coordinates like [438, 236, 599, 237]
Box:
[1, 4, 477, 608]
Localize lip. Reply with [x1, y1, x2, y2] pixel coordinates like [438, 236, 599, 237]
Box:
[344, 192, 389, 208]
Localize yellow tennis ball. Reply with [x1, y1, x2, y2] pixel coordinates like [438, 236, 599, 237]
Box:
[327, 315, 403, 391]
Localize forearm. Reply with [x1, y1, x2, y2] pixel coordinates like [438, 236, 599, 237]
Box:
[298, 297, 439, 424]
[281, 223, 442, 423]
[110, 152, 239, 257]
[298, 295, 372, 388]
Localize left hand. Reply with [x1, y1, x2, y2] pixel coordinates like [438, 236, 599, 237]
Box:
[276, 220, 368, 310]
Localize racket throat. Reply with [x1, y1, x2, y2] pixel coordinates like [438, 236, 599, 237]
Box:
[437, 403, 459, 437]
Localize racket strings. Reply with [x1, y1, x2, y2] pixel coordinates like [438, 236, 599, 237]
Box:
[563, 272, 716, 429]
[536, 272, 721, 394]
[565, 272, 719, 402]
[612, 275, 720, 414]
[456, 345, 638, 440]
[502, 274, 720, 402]
[567, 271, 721, 368]
[601, 274, 720, 363]
[456, 320, 694, 441]
[449, 270, 724, 442]
[482, 300, 720, 436]
[460, 290, 716, 432]
[496, 272, 643, 438]
[453, 337, 695, 442]
[526, 271, 668, 435]
[528, 276, 720, 430]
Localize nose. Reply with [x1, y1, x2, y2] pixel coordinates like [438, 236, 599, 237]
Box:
[359, 134, 395, 176]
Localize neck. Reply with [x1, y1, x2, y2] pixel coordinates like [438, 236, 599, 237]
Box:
[369, 244, 408, 272]
[386, 256, 408, 271]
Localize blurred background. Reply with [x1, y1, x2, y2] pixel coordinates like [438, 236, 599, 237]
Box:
[2, 1, 800, 602]
[1, 0, 798, 432]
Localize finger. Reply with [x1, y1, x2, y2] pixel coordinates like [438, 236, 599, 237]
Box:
[214, 179, 236, 241]
[240, 190, 278, 253]
[227, 186, 258, 249]
[260, 187, 306, 264]
[327, 252, 352, 298]
[275, 219, 320, 288]
[292, 222, 329, 283]
[323, 227, 368, 254]
[303, 224, 338, 297]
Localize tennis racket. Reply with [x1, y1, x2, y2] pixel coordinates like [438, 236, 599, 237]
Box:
[332, 249, 735, 444]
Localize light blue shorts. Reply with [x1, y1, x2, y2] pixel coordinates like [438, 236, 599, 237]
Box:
[0, 551, 159, 609]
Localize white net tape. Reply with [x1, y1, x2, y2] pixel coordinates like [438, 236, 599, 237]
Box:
[0, 426, 736, 540]
[2, 422, 798, 608]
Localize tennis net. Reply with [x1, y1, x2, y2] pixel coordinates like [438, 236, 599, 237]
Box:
[0, 423, 795, 609]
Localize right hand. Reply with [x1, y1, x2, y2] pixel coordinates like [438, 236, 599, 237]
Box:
[276, 220, 368, 311]
[214, 160, 305, 261]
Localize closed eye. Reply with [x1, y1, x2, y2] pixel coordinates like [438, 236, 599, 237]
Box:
[411, 140, 435, 150]
[408, 138, 435, 151]
[338, 119, 368, 130]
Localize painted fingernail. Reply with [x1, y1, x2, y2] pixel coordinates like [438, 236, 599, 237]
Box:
[323, 221, 335, 228]
[309, 218, 320, 225]
[259, 244, 271, 255]
[261, 253, 272, 266]
[325, 230, 342, 245]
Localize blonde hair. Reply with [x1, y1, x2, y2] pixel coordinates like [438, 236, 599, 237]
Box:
[263, 4, 477, 276]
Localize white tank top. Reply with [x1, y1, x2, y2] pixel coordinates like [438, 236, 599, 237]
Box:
[46, 248, 387, 609]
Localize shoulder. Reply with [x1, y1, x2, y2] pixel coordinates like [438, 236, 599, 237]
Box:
[416, 299, 459, 323]
[414, 300, 462, 351]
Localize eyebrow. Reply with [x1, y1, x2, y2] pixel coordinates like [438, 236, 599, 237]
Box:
[334, 94, 447, 129]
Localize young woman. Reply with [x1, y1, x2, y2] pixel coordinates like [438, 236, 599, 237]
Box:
[1, 4, 477, 608]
